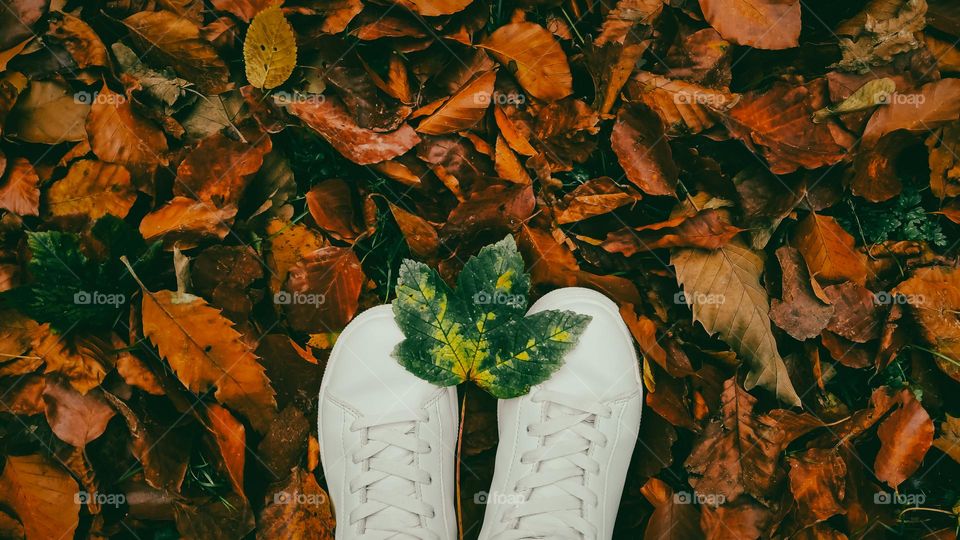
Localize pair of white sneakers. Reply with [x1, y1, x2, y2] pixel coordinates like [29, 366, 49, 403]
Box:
[318, 287, 643, 540]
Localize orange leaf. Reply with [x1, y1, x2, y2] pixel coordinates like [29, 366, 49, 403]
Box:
[0, 157, 39, 216]
[793, 212, 868, 285]
[480, 22, 573, 102]
[141, 288, 277, 432]
[699, 0, 801, 50]
[417, 71, 496, 135]
[0, 455, 80, 540]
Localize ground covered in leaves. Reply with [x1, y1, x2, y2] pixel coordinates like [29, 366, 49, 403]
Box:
[0, 0, 959, 538]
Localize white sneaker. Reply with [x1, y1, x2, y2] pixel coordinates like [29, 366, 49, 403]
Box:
[318, 305, 459, 540]
[477, 288, 643, 540]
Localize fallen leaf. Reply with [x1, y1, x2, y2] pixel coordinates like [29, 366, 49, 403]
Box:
[479, 22, 573, 102]
[46, 160, 136, 221]
[305, 179, 361, 242]
[244, 5, 298, 89]
[258, 468, 335, 539]
[787, 448, 847, 525]
[932, 414, 960, 464]
[770, 246, 835, 341]
[793, 213, 868, 286]
[6, 79, 88, 143]
[85, 85, 169, 178]
[0, 157, 39, 216]
[140, 286, 277, 432]
[611, 104, 678, 196]
[863, 79, 960, 144]
[603, 208, 742, 255]
[875, 391, 933, 489]
[416, 70, 496, 135]
[284, 96, 420, 165]
[139, 196, 237, 245]
[672, 238, 801, 405]
[42, 377, 115, 447]
[123, 10, 231, 94]
[283, 246, 365, 333]
[698, 0, 801, 50]
[0, 455, 80, 540]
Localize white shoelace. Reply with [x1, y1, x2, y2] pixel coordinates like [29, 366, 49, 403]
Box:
[348, 410, 438, 540]
[493, 390, 613, 540]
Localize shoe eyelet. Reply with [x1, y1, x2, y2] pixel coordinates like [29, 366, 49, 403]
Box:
[525, 424, 533, 434]
[427, 474, 433, 485]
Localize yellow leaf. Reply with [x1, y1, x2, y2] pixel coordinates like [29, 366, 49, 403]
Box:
[244, 5, 297, 89]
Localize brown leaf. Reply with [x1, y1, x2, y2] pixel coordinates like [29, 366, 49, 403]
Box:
[285, 96, 420, 165]
[139, 196, 238, 245]
[266, 219, 327, 294]
[258, 468, 335, 539]
[787, 448, 847, 525]
[928, 122, 960, 200]
[699, 0, 800, 50]
[699, 496, 772, 540]
[141, 287, 277, 432]
[123, 10, 231, 94]
[611, 104, 678, 196]
[863, 78, 960, 145]
[770, 246, 835, 341]
[202, 404, 246, 497]
[440, 183, 535, 245]
[555, 177, 638, 224]
[283, 246, 365, 333]
[416, 71, 496, 135]
[175, 132, 272, 207]
[875, 391, 933, 489]
[85, 85, 169, 178]
[603, 208, 742, 255]
[822, 282, 881, 343]
[639, 478, 704, 540]
[7, 80, 88, 143]
[479, 22, 573, 102]
[0, 0, 46, 51]
[723, 80, 852, 174]
[932, 414, 960, 464]
[305, 179, 361, 242]
[895, 265, 960, 382]
[42, 377, 115, 447]
[46, 12, 107, 68]
[116, 353, 164, 395]
[595, 0, 663, 45]
[30, 326, 109, 394]
[389, 202, 439, 259]
[104, 392, 195, 492]
[672, 236, 801, 405]
[0, 455, 79, 540]
[627, 72, 739, 135]
[46, 160, 136, 221]
[0, 157, 39, 216]
[0, 374, 45, 415]
[210, 0, 274, 21]
[685, 378, 822, 502]
[257, 405, 310, 479]
[793, 213, 868, 286]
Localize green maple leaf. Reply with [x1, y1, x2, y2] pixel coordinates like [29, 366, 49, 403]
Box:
[392, 236, 591, 398]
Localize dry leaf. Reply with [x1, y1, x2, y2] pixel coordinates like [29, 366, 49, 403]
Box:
[244, 5, 298, 89]
[479, 22, 573, 102]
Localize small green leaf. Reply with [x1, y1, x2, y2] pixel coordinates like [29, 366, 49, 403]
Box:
[391, 235, 593, 398]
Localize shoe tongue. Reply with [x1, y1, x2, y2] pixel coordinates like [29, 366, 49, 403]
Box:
[517, 403, 589, 535]
[364, 422, 421, 538]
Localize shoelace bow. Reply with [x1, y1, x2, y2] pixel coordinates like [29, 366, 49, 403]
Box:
[493, 389, 613, 540]
[349, 410, 438, 540]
